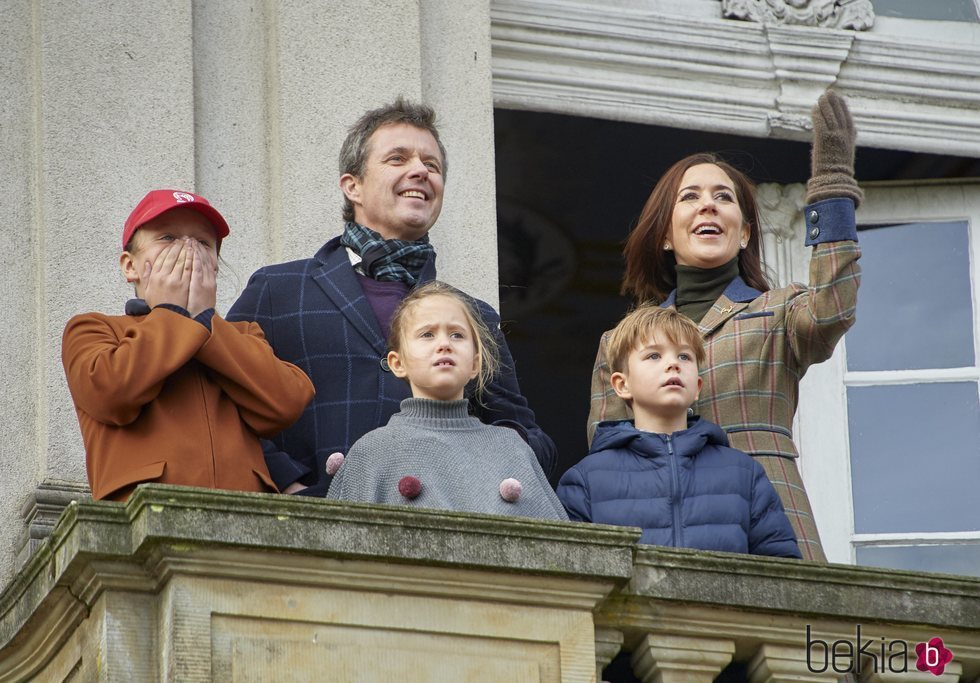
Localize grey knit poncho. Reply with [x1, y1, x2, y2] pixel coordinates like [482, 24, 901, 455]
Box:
[326, 398, 568, 521]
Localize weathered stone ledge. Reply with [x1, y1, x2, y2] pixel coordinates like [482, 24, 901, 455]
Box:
[1, 485, 978, 682]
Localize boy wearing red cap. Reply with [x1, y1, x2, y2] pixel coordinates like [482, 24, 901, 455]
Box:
[62, 190, 315, 501]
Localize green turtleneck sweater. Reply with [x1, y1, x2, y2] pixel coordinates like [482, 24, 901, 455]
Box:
[674, 257, 740, 324]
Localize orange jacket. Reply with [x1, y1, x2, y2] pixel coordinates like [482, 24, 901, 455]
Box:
[62, 307, 315, 501]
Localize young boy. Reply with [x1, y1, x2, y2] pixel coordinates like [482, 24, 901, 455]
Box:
[558, 306, 801, 557]
[62, 190, 314, 501]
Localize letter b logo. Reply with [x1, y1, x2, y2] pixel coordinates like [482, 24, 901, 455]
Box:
[915, 637, 953, 676]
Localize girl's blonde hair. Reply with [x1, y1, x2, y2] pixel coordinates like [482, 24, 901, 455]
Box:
[387, 281, 500, 400]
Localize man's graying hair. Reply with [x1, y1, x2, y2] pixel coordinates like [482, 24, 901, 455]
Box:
[339, 97, 448, 223]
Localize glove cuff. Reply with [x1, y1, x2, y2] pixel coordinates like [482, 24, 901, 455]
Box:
[806, 174, 863, 208]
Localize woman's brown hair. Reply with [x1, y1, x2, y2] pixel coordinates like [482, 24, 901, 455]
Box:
[621, 152, 772, 304]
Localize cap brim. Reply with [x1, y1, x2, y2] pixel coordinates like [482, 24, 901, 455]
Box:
[125, 201, 230, 246]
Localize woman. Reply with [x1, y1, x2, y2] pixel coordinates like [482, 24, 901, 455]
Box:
[588, 92, 862, 561]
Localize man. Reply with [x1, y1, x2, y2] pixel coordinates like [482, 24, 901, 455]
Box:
[228, 98, 556, 496]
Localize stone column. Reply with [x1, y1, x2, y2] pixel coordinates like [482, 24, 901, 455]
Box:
[419, 0, 500, 306]
[748, 643, 841, 683]
[0, 0, 44, 592]
[595, 627, 624, 681]
[631, 633, 735, 683]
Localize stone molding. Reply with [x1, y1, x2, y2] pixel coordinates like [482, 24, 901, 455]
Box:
[491, 0, 980, 156]
[0, 486, 637, 681]
[620, 545, 980, 631]
[2, 486, 979, 681]
[594, 627, 625, 680]
[632, 633, 735, 683]
[16, 479, 92, 574]
[757, 182, 810, 288]
[721, 0, 875, 31]
[596, 545, 980, 681]
[747, 643, 837, 683]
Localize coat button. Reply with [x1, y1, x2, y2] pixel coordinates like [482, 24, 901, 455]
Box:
[808, 210, 819, 224]
[809, 226, 820, 239]
[380, 357, 391, 372]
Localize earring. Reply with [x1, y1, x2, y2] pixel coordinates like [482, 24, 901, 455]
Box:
[740, 241, 747, 249]
[664, 243, 672, 251]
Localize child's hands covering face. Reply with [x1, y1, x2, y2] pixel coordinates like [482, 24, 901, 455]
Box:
[187, 239, 217, 317]
[141, 239, 191, 311]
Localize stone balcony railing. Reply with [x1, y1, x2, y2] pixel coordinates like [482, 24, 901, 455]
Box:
[1, 486, 977, 682]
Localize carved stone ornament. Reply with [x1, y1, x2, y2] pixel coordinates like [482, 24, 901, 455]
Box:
[722, 0, 875, 30]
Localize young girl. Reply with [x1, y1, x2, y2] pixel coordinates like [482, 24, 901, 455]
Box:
[62, 189, 315, 501]
[326, 281, 567, 521]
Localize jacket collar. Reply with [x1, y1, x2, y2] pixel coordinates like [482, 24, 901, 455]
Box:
[662, 276, 762, 336]
[662, 275, 761, 307]
[590, 416, 729, 459]
[311, 235, 438, 355]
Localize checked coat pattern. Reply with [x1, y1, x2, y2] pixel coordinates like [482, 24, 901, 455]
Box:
[228, 235, 556, 496]
[588, 198, 861, 561]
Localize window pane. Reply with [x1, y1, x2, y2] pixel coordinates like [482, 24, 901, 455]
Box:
[847, 221, 973, 371]
[856, 543, 980, 578]
[848, 382, 980, 533]
[871, 0, 979, 22]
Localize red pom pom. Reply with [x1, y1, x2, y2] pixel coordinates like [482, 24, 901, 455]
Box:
[499, 478, 522, 502]
[398, 476, 422, 499]
[325, 452, 345, 475]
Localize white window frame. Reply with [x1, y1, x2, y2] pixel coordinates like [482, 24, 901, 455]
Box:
[796, 181, 980, 565]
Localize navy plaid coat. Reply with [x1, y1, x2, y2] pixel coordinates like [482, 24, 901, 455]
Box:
[228, 236, 556, 495]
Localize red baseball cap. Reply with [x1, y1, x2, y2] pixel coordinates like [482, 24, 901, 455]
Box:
[122, 189, 230, 249]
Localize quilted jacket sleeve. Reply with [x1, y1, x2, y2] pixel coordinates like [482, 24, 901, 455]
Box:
[555, 465, 593, 523]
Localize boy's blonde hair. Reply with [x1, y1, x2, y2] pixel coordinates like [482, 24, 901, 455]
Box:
[388, 281, 500, 400]
[607, 305, 706, 375]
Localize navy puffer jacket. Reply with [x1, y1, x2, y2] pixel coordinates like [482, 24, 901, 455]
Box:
[557, 418, 801, 558]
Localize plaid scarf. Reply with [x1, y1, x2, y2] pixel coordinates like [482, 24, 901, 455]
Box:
[339, 221, 434, 286]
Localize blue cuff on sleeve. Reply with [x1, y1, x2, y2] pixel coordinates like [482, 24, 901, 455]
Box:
[803, 197, 857, 246]
[193, 308, 215, 332]
[154, 303, 191, 317]
[261, 439, 313, 491]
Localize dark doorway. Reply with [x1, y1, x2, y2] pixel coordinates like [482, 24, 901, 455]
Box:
[494, 107, 980, 481]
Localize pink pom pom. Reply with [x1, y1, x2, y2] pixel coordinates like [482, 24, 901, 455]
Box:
[325, 452, 345, 475]
[499, 478, 522, 502]
[398, 476, 422, 499]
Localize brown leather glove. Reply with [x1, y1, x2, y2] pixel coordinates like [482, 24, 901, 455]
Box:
[805, 91, 863, 208]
